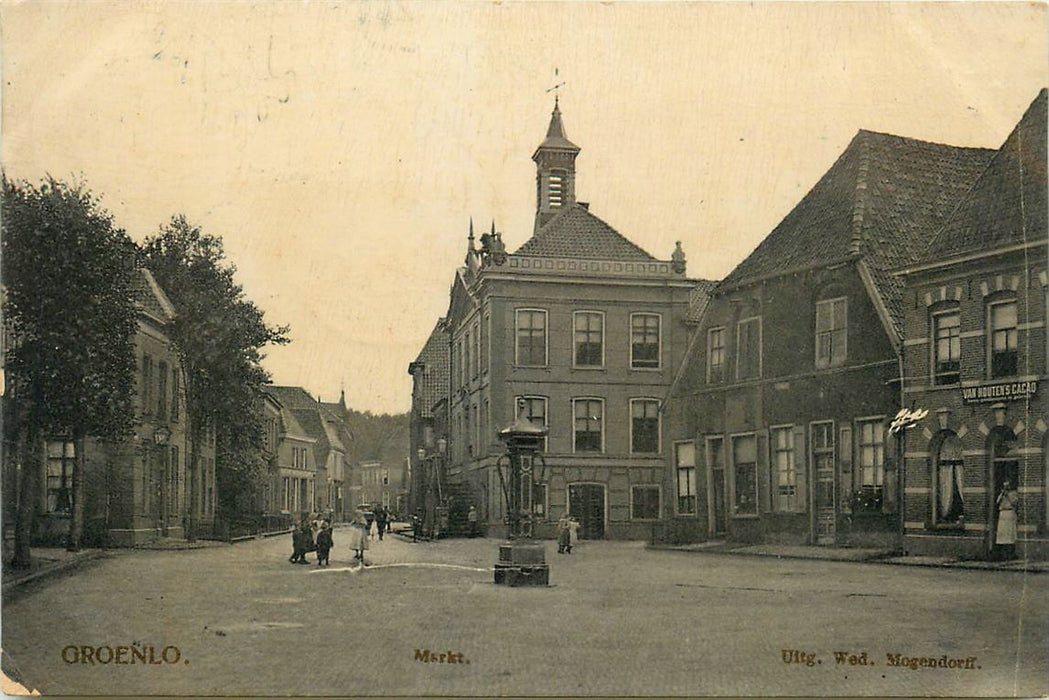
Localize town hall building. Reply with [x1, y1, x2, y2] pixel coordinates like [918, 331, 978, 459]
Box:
[412, 100, 708, 540]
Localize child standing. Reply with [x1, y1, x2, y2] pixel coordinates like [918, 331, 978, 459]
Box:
[315, 521, 334, 567]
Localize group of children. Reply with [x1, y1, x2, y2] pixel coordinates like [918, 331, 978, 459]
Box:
[288, 509, 391, 569]
[288, 517, 335, 566]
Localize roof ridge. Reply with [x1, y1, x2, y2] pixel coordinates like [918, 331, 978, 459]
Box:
[855, 128, 995, 153]
[916, 88, 1047, 263]
[849, 134, 872, 256]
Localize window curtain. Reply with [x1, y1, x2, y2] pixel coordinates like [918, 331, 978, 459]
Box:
[938, 461, 964, 520]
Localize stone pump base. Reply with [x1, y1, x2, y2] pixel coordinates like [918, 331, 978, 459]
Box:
[494, 540, 550, 586]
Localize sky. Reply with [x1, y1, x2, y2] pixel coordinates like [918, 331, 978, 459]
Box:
[3, 2, 1046, 415]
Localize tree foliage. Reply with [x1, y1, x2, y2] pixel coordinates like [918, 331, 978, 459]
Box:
[2, 176, 139, 440]
[2, 175, 139, 558]
[139, 216, 288, 518]
[342, 409, 409, 466]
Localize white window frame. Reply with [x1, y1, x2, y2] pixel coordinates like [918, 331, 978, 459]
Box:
[571, 397, 605, 454]
[630, 484, 662, 521]
[770, 424, 797, 512]
[572, 310, 606, 369]
[515, 308, 549, 367]
[707, 326, 726, 382]
[855, 416, 886, 490]
[674, 440, 697, 516]
[630, 312, 662, 370]
[735, 316, 762, 380]
[629, 398, 661, 455]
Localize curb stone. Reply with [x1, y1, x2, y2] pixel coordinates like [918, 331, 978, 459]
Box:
[2, 550, 109, 597]
[645, 543, 1047, 573]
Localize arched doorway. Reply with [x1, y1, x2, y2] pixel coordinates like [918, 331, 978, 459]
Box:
[987, 427, 1018, 556]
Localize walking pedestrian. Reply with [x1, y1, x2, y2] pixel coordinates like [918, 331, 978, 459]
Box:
[994, 480, 1018, 560]
[347, 509, 369, 565]
[315, 520, 333, 567]
[375, 506, 387, 541]
[556, 512, 571, 554]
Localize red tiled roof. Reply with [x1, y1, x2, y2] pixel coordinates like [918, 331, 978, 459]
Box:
[721, 129, 994, 338]
[514, 203, 656, 261]
[921, 89, 1048, 262]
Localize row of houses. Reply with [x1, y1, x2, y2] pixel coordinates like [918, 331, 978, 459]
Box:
[2, 268, 220, 547]
[408, 89, 1048, 560]
[2, 264, 378, 547]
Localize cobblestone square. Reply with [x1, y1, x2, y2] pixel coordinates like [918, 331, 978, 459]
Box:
[3, 533, 1046, 697]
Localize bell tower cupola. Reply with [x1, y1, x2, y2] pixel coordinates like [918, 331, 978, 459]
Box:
[532, 96, 580, 230]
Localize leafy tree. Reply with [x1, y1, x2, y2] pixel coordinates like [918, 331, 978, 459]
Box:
[139, 216, 287, 537]
[2, 176, 138, 562]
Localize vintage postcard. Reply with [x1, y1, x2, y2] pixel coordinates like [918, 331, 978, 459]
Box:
[1, 2, 1047, 698]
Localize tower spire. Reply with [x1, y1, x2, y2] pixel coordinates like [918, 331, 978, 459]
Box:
[468, 217, 476, 251]
[532, 90, 580, 231]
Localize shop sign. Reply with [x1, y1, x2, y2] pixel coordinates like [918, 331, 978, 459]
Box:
[961, 380, 1038, 404]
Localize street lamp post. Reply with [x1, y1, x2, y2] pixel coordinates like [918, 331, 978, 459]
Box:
[493, 400, 549, 586]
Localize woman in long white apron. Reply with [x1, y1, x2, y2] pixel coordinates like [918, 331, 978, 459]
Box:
[995, 481, 1018, 560]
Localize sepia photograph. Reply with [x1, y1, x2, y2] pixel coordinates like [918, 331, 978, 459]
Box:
[1, 1, 1047, 697]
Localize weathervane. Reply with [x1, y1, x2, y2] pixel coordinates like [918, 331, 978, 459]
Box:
[546, 67, 566, 106]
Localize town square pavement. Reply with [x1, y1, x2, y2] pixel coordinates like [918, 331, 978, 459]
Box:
[2, 530, 1046, 697]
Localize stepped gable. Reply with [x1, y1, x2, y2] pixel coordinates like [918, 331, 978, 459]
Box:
[721, 129, 994, 338]
[412, 319, 450, 418]
[921, 89, 1048, 262]
[514, 203, 656, 261]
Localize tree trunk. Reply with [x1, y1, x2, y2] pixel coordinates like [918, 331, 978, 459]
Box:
[66, 435, 86, 552]
[11, 430, 42, 569]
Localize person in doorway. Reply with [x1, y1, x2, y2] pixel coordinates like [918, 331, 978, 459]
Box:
[315, 520, 333, 567]
[556, 512, 572, 554]
[467, 506, 479, 537]
[995, 480, 1019, 560]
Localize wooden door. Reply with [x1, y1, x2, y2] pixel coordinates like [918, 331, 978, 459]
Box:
[568, 484, 605, 540]
[811, 422, 836, 545]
